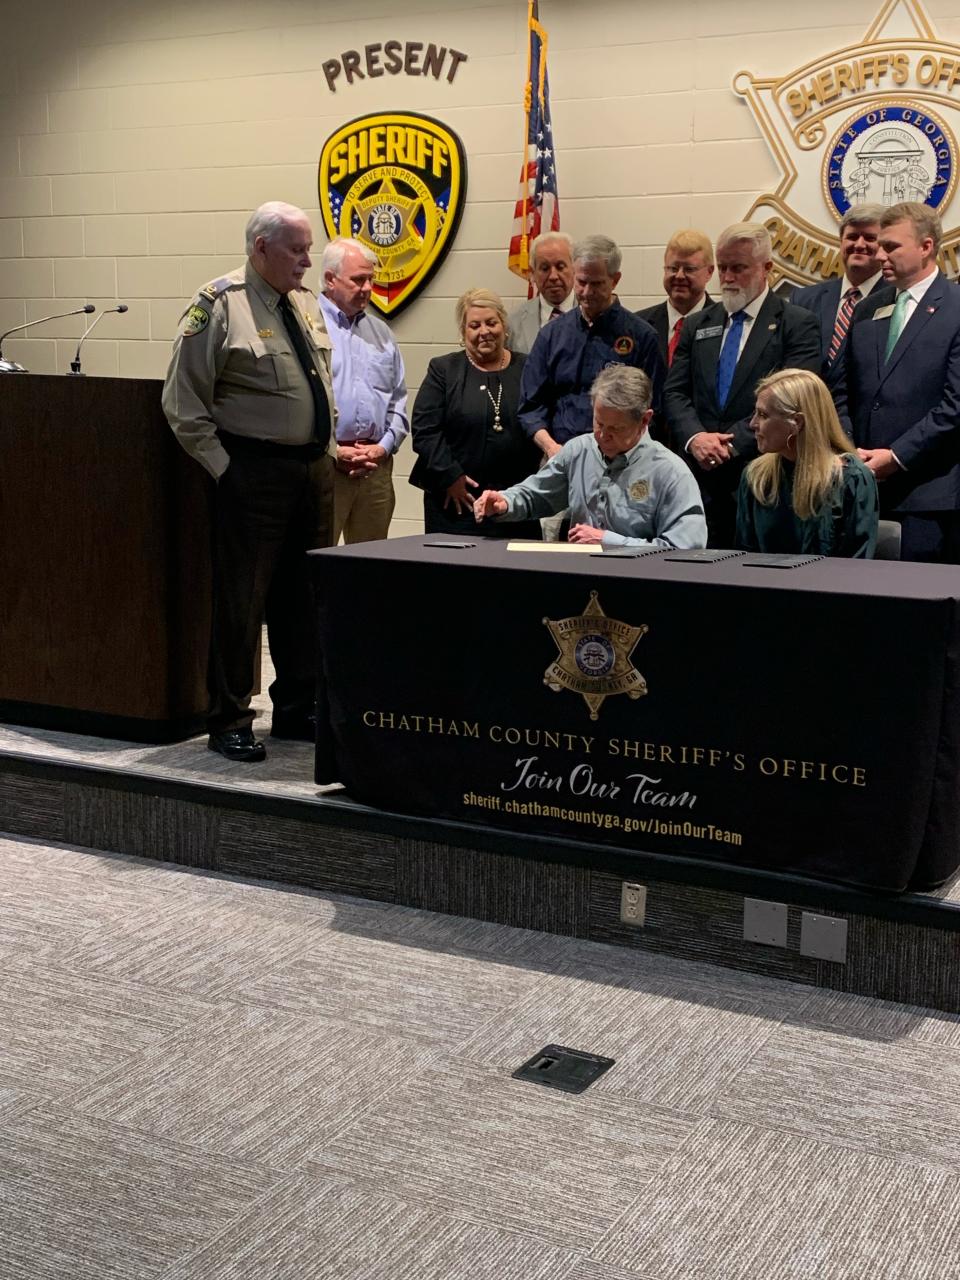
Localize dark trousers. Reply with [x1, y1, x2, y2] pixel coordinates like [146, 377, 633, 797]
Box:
[208, 439, 334, 734]
[897, 512, 960, 564]
[690, 452, 748, 551]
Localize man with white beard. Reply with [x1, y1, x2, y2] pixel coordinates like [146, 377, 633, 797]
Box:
[664, 222, 820, 546]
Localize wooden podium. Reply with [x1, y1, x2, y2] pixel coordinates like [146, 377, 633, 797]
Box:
[0, 375, 212, 741]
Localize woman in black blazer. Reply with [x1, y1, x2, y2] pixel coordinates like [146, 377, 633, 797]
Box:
[410, 288, 542, 538]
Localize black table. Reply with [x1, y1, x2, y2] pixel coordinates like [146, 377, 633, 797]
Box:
[311, 537, 960, 892]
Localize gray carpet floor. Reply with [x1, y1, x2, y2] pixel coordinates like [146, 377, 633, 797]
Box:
[3, 833, 960, 1278]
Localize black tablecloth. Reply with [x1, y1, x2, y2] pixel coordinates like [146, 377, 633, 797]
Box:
[311, 537, 960, 891]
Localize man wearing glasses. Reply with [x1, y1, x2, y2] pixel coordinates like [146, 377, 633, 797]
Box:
[638, 230, 715, 368]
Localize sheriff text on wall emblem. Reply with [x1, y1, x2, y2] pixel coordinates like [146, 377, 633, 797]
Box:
[319, 111, 467, 317]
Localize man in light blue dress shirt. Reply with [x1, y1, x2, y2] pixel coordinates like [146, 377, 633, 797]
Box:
[319, 238, 409, 543]
[473, 365, 705, 549]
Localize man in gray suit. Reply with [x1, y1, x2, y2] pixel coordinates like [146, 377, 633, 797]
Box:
[507, 231, 574, 353]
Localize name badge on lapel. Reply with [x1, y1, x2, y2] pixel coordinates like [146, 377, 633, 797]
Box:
[873, 304, 895, 320]
[696, 325, 724, 340]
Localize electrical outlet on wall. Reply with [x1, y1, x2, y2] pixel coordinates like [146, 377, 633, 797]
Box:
[620, 882, 647, 926]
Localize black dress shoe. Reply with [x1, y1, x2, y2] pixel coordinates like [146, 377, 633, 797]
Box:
[270, 713, 316, 742]
[207, 728, 266, 762]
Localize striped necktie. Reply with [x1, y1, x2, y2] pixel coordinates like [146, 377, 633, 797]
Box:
[827, 286, 860, 366]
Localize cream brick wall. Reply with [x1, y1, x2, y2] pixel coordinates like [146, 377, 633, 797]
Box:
[84, 215, 150, 257]
[22, 216, 83, 258]
[0, 0, 910, 534]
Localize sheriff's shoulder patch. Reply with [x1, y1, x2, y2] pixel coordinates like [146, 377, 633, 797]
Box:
[182, 304, 210, 337]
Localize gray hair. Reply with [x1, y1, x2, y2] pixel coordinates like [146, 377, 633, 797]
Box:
[245, 201, 309, 254]
[530, 230, 574, 267]
[321, 237, 378, 278]
[716, 222, 772, 262]
[573, 234, 621, 275]
[590, 365, 652, 421]
[840, 203, 885, 234]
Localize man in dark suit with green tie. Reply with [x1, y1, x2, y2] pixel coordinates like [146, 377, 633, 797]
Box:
[835, 202, 960, 563]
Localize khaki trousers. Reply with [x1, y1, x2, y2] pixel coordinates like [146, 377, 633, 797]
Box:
[333, 453, 396, 544]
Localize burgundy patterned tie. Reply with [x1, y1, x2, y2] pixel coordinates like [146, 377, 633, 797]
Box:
[667, 316, 684, 367]
[827, 287, 860, 366]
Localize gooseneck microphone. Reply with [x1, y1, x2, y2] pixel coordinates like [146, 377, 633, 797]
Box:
[70, 303, 129, 374]
[0, 304, 96, 373]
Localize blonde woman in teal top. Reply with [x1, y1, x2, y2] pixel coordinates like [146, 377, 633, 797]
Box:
[736, 368, 878, 558]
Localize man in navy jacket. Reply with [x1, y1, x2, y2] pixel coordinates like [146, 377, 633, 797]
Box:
[519, 234, 664, 459]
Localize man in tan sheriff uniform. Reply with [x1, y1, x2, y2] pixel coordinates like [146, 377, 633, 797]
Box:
[162, 200, 336, 762]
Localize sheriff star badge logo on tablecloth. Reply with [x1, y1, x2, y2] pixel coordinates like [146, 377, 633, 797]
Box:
[543, 592, 649, 720]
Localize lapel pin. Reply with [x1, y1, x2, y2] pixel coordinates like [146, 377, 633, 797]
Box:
[927, 305, 937, 313]
[768, 323, 777, 330]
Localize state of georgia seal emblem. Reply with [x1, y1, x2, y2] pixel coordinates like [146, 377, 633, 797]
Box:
[319, 111, 467, 317]
[543, 592, 649, 721]
[735, 0, 960, 285]
[823, 103, 956, 217]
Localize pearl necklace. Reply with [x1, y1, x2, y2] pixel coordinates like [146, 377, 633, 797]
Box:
[467, 349, 507, 432]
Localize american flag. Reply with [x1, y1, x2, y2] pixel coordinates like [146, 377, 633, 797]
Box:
[508, 0, 560, 287]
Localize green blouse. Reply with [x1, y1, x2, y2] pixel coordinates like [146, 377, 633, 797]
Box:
[735, 454, 878, 558]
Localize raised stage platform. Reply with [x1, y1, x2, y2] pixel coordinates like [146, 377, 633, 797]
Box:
[2, 654, 959, 1014]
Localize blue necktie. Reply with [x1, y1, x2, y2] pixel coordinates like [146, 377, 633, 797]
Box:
[716, 310, 747, 408]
